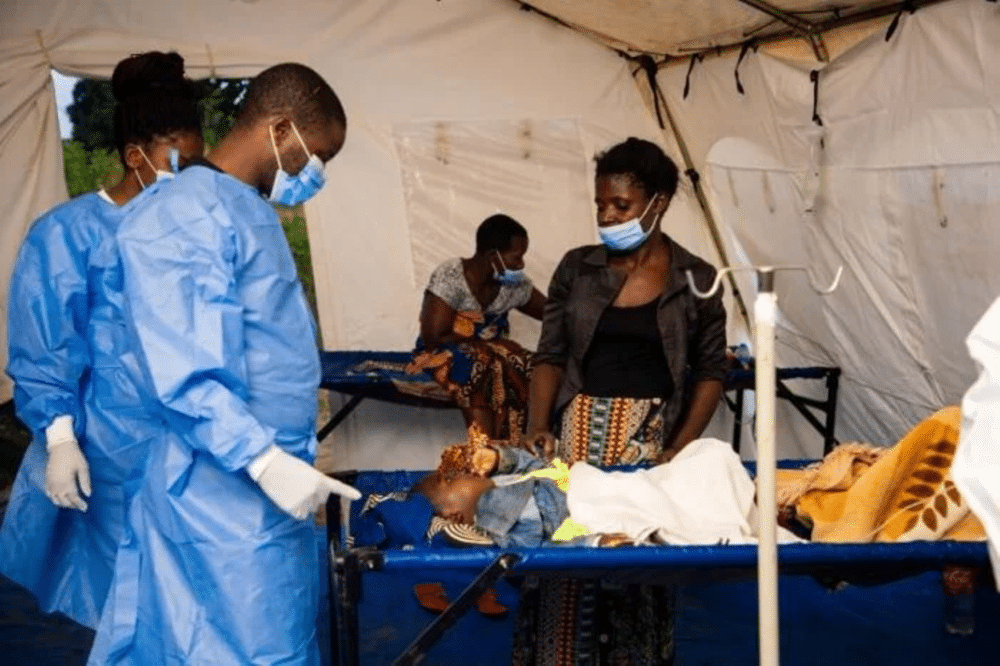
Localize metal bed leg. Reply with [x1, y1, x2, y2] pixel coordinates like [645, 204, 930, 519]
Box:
[317, 394, 365, 443]
[823, 369, 841, 455]
[775, 380, 829, 437]
[327, 512, 342, 666]
[392, 553, 522, 666]
[732, 387, 745, 454]
[335, 551, 363, 666]
[330, 545, 383, 666]
[326, 476, 365, 666]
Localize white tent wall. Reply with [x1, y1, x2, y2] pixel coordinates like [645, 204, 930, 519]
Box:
[653, 0, 1000, 454]
[0, 46, 68, 407]
[2, 0, 717, 470]
[6, 0, 995, 467]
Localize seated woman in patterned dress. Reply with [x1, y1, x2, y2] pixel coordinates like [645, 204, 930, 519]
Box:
[410, 214, 546, 439]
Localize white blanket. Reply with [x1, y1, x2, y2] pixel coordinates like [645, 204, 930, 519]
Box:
[567, 438, 801, 545]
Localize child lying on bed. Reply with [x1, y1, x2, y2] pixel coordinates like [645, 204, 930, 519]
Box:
[412, 442, 596, 547]
[362, 427, 800, 548]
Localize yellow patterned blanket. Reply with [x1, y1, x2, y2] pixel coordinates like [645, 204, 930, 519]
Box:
[776, 406, 985, 542]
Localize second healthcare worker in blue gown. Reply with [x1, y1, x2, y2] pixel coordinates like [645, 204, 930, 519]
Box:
[87, 63, 360, 666]
[1, 52, 204, 629]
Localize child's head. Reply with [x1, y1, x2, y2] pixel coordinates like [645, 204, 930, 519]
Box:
[411, 471, 494, 525]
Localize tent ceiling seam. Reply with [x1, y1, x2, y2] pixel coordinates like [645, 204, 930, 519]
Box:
[516, 2, 650, 54]
[737, 0, 819, 34]
[513, 0, 955, 65]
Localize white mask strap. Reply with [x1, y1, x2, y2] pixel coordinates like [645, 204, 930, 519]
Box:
[132, 145, 159, 188]
[289, 121, 310, 155]
[494, 250, 508, 273]
[268, 125, 285, 172]
[270, 121, 310, 172]
[637, 194, 657, 223]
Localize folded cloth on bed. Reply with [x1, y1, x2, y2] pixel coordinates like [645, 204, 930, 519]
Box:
[776, 442, 890, 509]
[567, 438, 801, 545]
[781, 406, 986, 542]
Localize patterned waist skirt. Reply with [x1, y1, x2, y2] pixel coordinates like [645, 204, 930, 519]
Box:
[557, 394, 667, 467]
[511, 393, 674, 666]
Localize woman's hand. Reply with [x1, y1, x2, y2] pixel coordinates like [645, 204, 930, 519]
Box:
[655, 445, 683, 465]
[525, 363, 563, 459]
[523, 430, 557, 459]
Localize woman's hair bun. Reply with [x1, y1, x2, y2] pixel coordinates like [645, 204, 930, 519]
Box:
[111, 51, 187, 101]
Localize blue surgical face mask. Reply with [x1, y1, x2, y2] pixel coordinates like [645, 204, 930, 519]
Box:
[597, 195, 658, 252]
[493, 251, 526, 285]
[268, 122, 327, 206]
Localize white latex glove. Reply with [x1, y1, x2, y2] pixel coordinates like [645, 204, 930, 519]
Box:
[44, 415, 91, 512]
[247, 445, 361, 520]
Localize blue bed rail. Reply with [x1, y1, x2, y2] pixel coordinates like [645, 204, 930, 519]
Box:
[318, 350, 843, 452]
[325, 467, 994, 666]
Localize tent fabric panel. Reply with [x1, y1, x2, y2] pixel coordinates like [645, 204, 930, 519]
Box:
[652, 0, 1000, 449]
[523, 0, 909, 56]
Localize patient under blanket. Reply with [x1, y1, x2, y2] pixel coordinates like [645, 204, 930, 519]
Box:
[359, 437, 800, 549]
[777, 406, 986, 542]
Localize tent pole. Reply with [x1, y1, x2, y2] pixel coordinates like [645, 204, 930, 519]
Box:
[657, 0, 953, 63]
[753, 270, 780, 666]
[736, 0, 829, 61]
[637, 60, 751, 331]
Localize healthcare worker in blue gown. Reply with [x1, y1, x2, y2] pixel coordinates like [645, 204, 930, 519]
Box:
[87, 63, 361, 666]
[1, 51, 204, 629]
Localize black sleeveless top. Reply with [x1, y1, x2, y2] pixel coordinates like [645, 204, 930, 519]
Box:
[581, 298, 672, 399]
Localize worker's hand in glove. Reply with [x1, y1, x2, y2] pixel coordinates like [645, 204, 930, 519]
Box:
[247, 445, 361, 520]
[44, 415, 91, 512]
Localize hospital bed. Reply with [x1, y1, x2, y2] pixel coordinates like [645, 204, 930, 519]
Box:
[324, 466, 996, 666]
[318, 350, 843, 453]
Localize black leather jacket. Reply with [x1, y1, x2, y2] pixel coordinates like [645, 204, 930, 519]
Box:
[534, 234, 727, 443]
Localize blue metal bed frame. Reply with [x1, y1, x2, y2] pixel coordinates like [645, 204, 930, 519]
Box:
[318, 351, 842, 454]
[324, 467, 992, 666]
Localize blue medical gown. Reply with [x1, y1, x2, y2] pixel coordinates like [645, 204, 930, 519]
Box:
[1, 191, 163, 628]
[87, 164, 323, 666]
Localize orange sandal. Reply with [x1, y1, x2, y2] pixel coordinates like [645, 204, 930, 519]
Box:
[475, 588, 508, 617]
[413, 582, 451, 613]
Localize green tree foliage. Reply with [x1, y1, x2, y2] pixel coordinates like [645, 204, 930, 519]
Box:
[67, 79, 117, 152]
[62, 139, 123, 198]
[201, 79, 249, 148]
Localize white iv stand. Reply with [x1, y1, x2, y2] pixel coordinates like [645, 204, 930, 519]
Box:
[688, 264, 842, 666]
